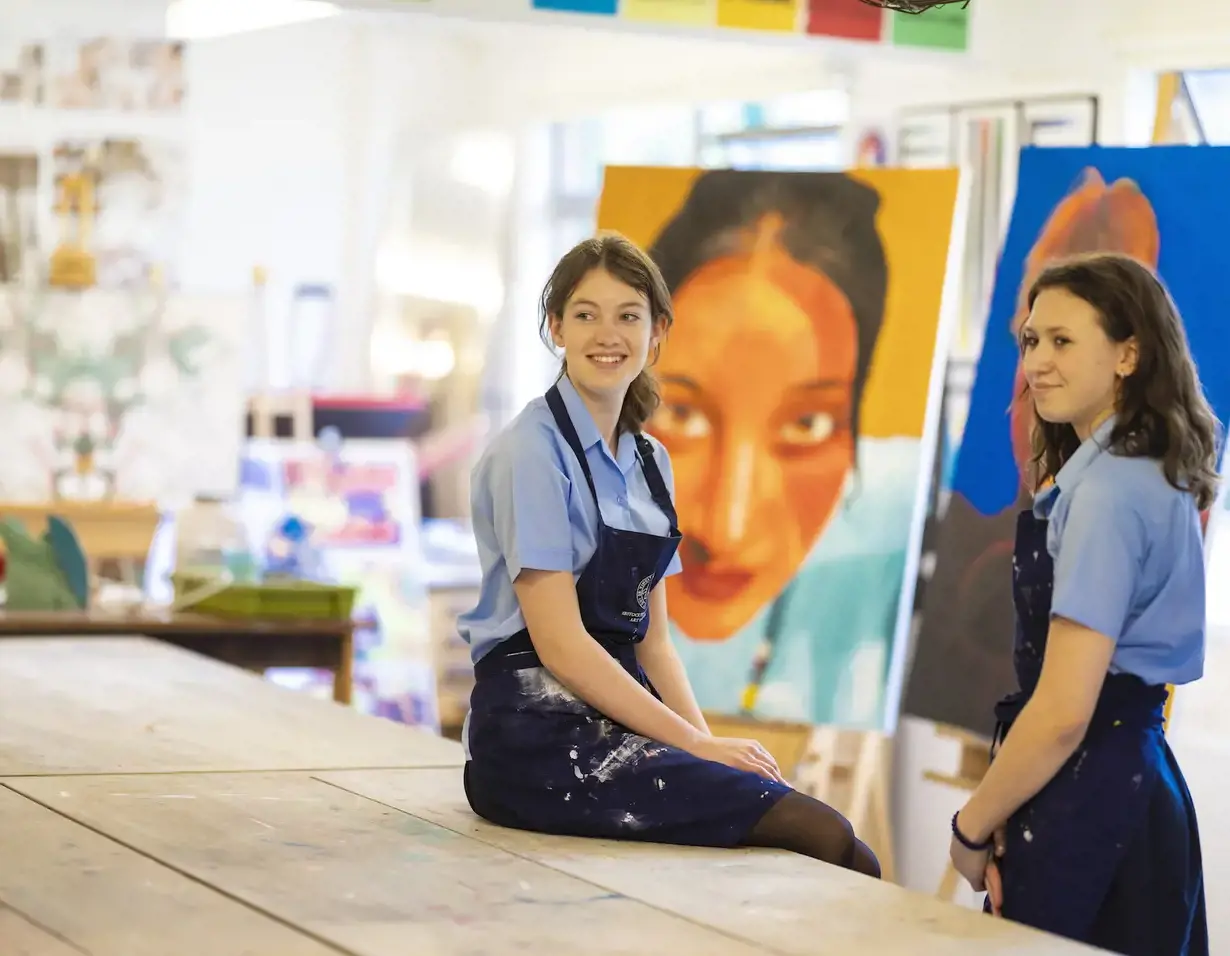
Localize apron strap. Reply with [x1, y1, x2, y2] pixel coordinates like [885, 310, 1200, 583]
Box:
[545, 382, 679, 533]
[545, 384, 600, 506]
[633, 434, 679, 533]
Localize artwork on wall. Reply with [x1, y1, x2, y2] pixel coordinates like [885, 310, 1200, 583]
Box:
[45, 39, 185, 113]
[51, 137, 187, 288]
[597, 165, 962, 729]
[0, 42, 44, 105]
[0, 287, 246, 508]
[903, 145, 1230, 737]
[0, 153, 39, 284]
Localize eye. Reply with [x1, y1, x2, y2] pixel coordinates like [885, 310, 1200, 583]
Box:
[1053, 336, 1071, 347]
[653, 403, 710, 439]
[574, 311, 594, 321]
[621, 312, 642, 322]
[779, 412, 836, 446]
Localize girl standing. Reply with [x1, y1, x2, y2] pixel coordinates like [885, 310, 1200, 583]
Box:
[949, 252, 1216, 954]
[458, 233, 879, 876]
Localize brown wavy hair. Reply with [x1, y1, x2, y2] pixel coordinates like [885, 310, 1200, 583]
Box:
[538, 231, 674, 435]
[1023, 252, 1221, 509]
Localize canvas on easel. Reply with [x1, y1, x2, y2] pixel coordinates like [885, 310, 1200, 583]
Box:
[595, 165, 965, 877]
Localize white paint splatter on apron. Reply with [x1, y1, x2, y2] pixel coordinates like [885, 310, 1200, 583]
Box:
[590, 734, 656, 783]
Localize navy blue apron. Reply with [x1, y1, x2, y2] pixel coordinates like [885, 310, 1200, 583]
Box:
[463, 384, 793, 846]
[985, 508, 1207, 954]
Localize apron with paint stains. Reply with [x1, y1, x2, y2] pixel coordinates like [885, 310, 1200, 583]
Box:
[986, 509, 1207, 954]
[462, 384, 792, 846]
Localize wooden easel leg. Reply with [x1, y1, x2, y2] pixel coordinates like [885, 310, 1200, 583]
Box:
[937, 861, 961, 900]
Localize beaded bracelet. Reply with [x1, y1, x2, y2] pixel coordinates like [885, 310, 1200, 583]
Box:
[951, 810, 994, 852]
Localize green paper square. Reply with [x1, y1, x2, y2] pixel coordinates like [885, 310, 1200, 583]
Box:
[891, 5, 968, 50]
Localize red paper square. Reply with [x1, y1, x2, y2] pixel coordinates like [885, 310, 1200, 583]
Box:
[806, 0, 884, 41]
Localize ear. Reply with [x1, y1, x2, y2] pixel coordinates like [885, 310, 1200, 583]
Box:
[548, 313, 565, 349]
[1118, 336, 1139, 378]
[650, 314, 668, 349]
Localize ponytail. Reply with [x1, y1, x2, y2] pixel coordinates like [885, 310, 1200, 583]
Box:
[619, 368, 661, 436]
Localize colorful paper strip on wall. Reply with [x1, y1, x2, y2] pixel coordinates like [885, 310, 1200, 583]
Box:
[622, 0, 715, 25]
[531, 0, 618, 14]
[597, 165, 960, 729]
[716, 0, 800, 31]
[890, 4, 969, 49]
[806, 0, 883, 41]
[904, 146, 1230, 736]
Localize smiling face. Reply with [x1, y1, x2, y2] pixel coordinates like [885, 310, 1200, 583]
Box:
[650, 246, 859, 640]
[1020, 286, 1137, 440]
[549, 267, 662, 405]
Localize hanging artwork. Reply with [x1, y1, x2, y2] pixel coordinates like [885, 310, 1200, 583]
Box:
[45, 39, 185, 112]
[904, 145, 1230, 736]
[0, 287, 246, 508]
[51, 137, 187, 289]
[0, 42, 44, 105]
[597, 165, 962, 729]
[0, 154, 39, 285]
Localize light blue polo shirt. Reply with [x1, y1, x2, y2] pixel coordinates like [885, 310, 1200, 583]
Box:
[1035, 416, 1206, 687]
[457, 374, 683, 664]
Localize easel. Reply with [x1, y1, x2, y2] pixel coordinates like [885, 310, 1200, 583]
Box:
[705, 713, 898, 883]
[924, 723, 991, 900]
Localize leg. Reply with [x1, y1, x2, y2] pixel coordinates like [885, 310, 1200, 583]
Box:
[740, 790, 881, 878]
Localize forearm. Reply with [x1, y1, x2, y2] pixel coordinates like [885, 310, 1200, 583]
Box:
[958, 699, 1084, 843]
[636, 640, 710, 735]
[536, 633, 707, 753]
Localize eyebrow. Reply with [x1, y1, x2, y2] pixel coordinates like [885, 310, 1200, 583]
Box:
[661, 374, 701, 390]
[571, 299, 647, 311]
[791, 379, 852, 392]
[1020, 324, 1070, 335]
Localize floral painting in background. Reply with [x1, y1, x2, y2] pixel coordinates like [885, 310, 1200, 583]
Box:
[0, 287, 246, 508]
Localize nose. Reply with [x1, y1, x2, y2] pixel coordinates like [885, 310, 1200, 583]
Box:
[1022, 342, 1053, 381]
[698, 434, 780, 558]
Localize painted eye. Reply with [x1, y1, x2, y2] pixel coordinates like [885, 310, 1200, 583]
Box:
[655, 403, 710, 439]
[779, 412, 835, 445]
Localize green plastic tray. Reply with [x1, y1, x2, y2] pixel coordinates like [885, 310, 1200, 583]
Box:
[171, 573, 357, 621]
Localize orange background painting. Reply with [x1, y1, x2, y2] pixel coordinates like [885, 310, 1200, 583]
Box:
[596, 165, 961, 441]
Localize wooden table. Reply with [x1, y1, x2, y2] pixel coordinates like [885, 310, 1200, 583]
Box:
[0, 607, 355, 702]
[0, 637, 1107, 955]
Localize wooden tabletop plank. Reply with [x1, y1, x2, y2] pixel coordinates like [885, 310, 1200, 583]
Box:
[6, 773, 770, 956]
[0, 637, 462, 776]
[0, 904, 84, 956]
[316, 769, 1105, 956]
[0, 786, 342, 956]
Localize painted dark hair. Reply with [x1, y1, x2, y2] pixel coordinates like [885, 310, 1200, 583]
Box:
[647, 170, 888, 439]
[1024, 252, 1221, 509]
[538, 232, 674, 435]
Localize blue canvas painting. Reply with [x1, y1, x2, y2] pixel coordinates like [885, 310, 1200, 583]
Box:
[904, 145, 1230, 735]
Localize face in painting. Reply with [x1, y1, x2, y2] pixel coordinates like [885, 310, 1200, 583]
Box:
[1020, 287, 1137, 439]
[550, 268, 661, 404]
[650, 244, 859, 641]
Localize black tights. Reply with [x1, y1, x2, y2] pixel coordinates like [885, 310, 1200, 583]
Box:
[740, 791, 881, 878]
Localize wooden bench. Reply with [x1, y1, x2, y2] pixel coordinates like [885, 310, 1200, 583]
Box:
[0, 637, 1104, 955]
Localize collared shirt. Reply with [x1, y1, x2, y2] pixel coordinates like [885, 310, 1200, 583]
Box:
[457, 374, 683, 664]
[1034, 416, 1205, 686]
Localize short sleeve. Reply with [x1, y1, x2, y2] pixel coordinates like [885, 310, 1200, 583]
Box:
[487, 428, 574, 580]
[1050, 481, 1148, 641]
[651, 436, 684, 578]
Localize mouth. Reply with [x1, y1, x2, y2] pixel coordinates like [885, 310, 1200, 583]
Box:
[586, 353, 628, 370]
[1030, 383, 1060, 394]
[680, 565, 756, 602]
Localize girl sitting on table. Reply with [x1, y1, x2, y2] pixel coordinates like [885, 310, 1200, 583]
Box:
[948, 252, 1215, 954]
[457, 233, 879, 877]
